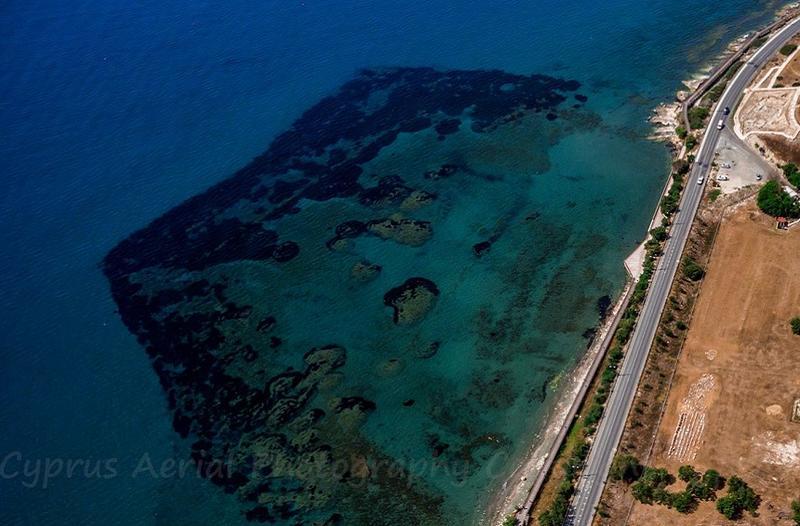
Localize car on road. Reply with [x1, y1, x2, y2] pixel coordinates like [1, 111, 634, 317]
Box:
[697, 176, 704, 185]
[717, 119, 725, 130]
[724, 106, 730, 115]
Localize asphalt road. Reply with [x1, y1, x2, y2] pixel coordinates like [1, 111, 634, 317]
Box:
[566, 17, 800, 526]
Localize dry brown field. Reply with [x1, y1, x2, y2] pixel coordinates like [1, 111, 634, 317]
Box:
[628, 201, 800, 525]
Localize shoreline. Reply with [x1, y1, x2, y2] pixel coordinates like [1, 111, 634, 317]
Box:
[484, 278, 634, 525]
[483, 5, 800, 525]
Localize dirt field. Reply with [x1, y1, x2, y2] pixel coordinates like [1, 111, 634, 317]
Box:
[628, 201, 800, 525]
[740, 34, 800, 166]
[761, 134, 800, 165]
[774, 36, 800, 88]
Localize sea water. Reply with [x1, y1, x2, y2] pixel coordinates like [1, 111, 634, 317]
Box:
[0, 1, 787, 524]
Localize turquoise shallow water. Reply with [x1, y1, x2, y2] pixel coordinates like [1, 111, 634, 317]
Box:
[0, 1, 789, 524]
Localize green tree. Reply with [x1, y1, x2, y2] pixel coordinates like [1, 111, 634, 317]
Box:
[632, 480, 655, 504]
[757, 180, 800, 218]
[672, 490, 697, 513]
[717, 494, 739, 519]
[702, 469, 724, 490]
[609, 454, 643, 483]
[791, 316, 800, 336]
[784, 163, 800, 189]
[682, 257, 705, 281]
[716, 476, 761, 520]
[791, 499, 800, 525]
[650, 226, 668, 242]
[688, 107, 710, 128]
[678, 465, 699, 482]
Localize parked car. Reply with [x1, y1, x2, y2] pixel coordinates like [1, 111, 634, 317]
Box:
[717, 174, 729, 181]
[756, 174, 763, 181]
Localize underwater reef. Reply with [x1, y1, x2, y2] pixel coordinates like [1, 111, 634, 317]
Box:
[103, 66, 587, 524]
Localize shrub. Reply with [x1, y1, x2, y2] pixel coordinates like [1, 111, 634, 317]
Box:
[609, 454, 643, 483]
[757, 180, 800, 217]
[716, 476, 761, 520]
[702, 469, 724, 490]
[678, 465, 699, 482]
[676, 126, 687, 139]
[676, 320, 687, 330]
[708, 188, 721, 202]
[780, 43, 798, 56]
[672, 490, 697, 513]
[784, 163, 800, 189]
[791, 499, 800, 525]
[688, 107, 710, 129]
[502, 515, 517, 526]
[791, 317, 800, 336]
[682, 257, 705, 281]
[584, 403, 604, 427]
[685, 134, 698, 150]
[650, 226, 668, 242]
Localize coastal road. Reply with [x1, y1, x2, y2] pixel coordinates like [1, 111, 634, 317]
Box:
[566, 16, 800, 526]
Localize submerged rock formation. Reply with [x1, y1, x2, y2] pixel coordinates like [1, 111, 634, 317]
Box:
[383, 277, 440, 325]
[102, 66, 584, 524]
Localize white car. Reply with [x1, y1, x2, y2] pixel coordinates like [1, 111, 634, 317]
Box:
[717, 174, 729, 181]
[717, 119, 724, 130]
[697, 176, 704, 185]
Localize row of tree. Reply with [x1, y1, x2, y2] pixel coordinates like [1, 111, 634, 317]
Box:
[610, 455, 764, 520]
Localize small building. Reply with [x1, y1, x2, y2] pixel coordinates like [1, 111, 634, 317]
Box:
[776, 216, 789, 229]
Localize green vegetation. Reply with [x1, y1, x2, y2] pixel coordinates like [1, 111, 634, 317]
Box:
[752, 35, 768, 48]
[609, 454, 643, 483]
[624, 464, 729, 515]
[715, 476, 760, 520]
[649, 226, 668, 242]
[660, 172, 685, 216]
[631, 467, 675, 505]
[682, 257, 704, 281]
[538, 478, 573, 526]
[502, 515, 517, 526]
[780, 43, 798, 56]
[678, 465, 699, 482]
[672, 158, 690, 175]
[684, 134, 698, 151]
[676, 125, 687, 139]
[708, 188, 721, 202]
[784, 163, 800, 189]
[791, 316, 800, 336]
[791, 499, 800, 525]
[688, 107, 710, 129]
[757, 180, 800, 218]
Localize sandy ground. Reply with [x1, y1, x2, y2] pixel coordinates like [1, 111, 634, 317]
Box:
[628, 201, 800, 526]
[736, 33, 800, 160]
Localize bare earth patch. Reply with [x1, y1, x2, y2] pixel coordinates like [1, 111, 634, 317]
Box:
[628, 202, 800, 525]
[737, 89, 800, 137]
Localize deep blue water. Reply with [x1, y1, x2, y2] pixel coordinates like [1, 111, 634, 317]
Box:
[0, 1, 787, 524]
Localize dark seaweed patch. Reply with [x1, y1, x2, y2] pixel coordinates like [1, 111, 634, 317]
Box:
[102, 66, 583, 524]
